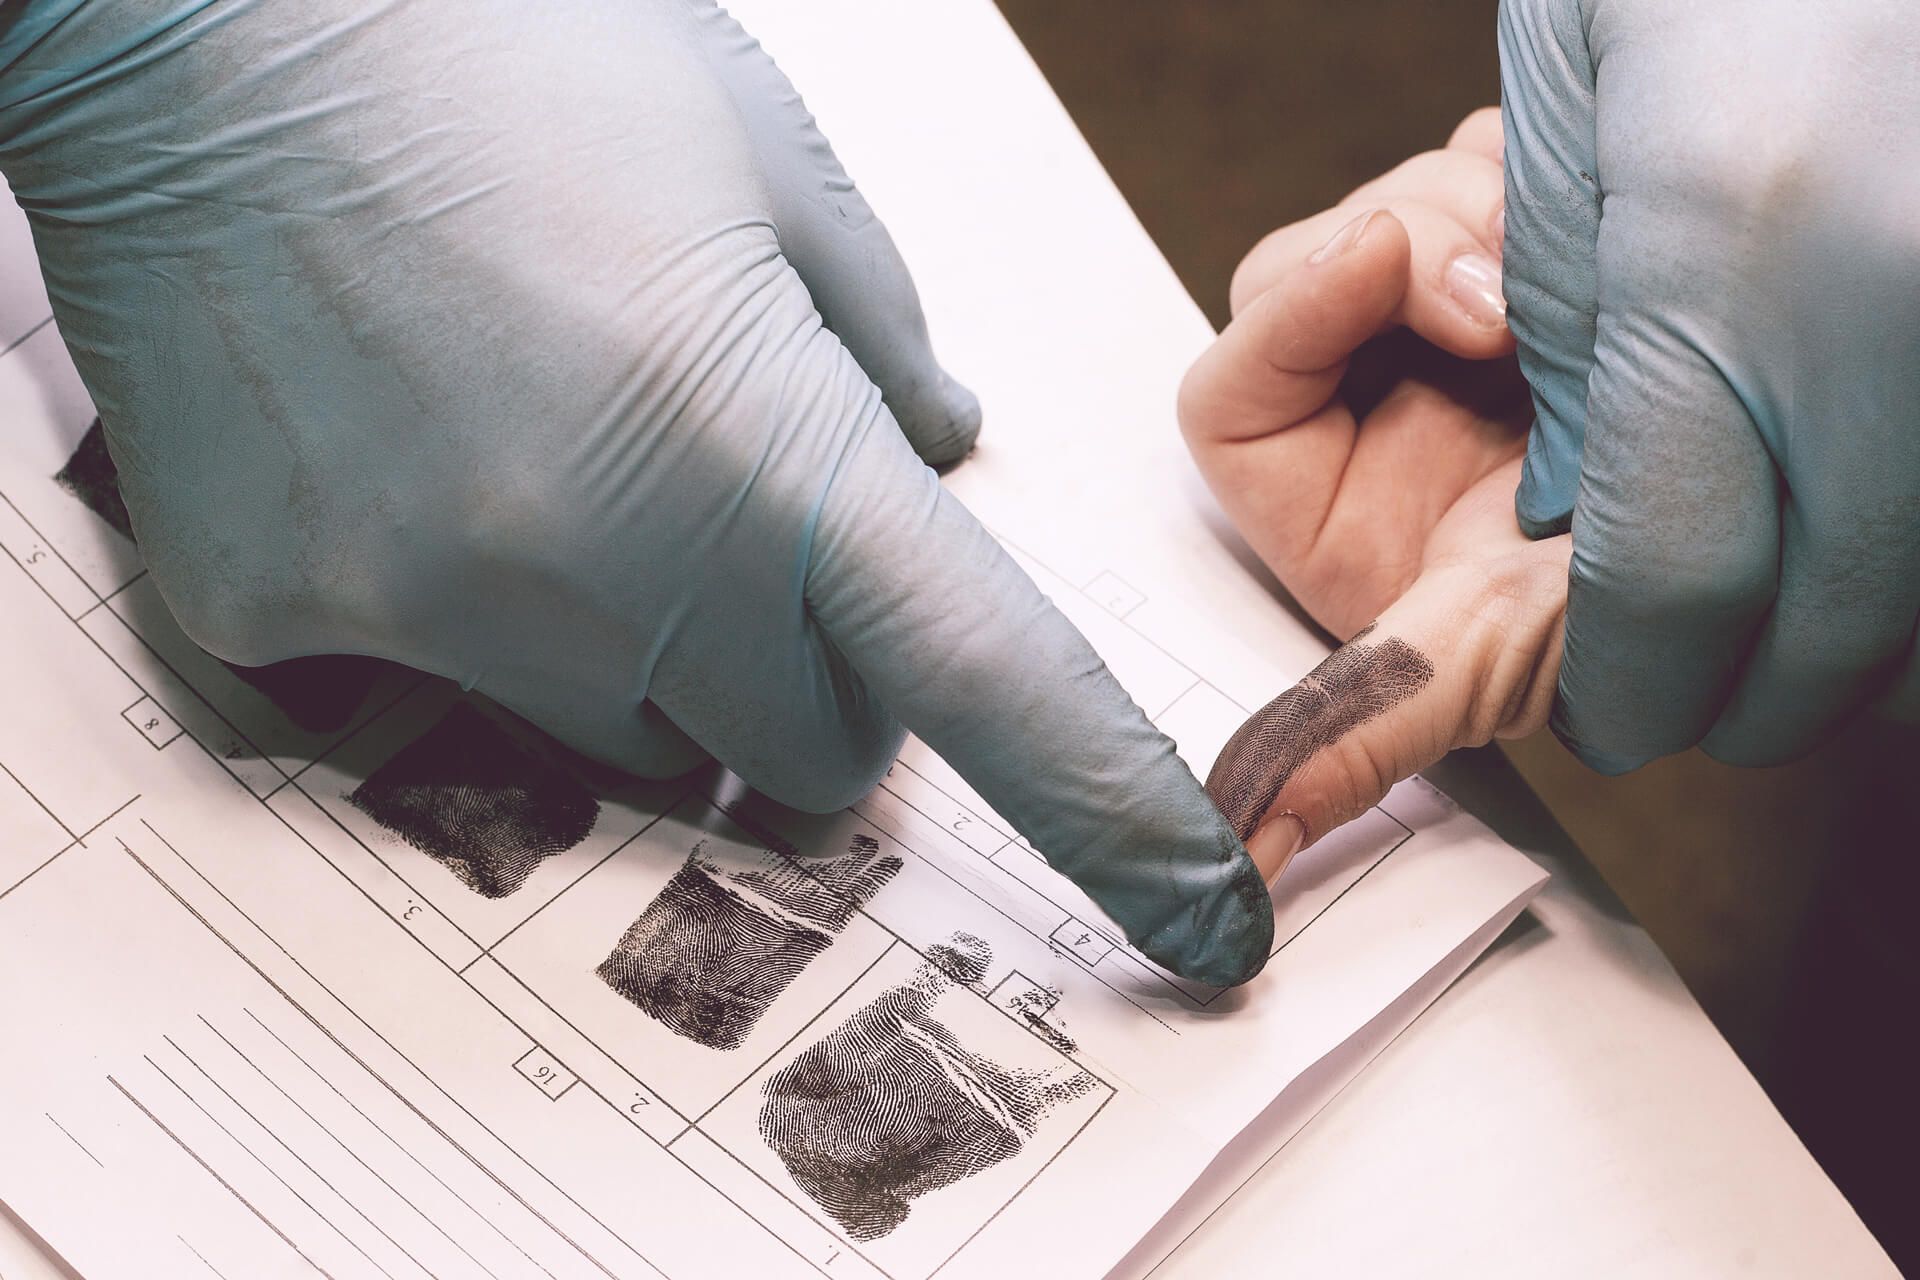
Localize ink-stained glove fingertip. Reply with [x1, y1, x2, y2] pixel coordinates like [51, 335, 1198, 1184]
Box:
[907, 376, 983, 470]
[1130, 855, 1274, 988]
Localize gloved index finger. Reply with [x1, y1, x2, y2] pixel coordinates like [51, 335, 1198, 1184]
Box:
[805, 404, 1274, 988]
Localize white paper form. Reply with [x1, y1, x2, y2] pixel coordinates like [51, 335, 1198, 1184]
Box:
[0, 3, 1545, 1278]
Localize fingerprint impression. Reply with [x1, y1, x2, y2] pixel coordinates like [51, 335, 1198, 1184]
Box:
[598, 834, 903, 1052]
[349, 702, 599, 898]
[54, 419, 386, 732]
[758, 935, 1095, 1240]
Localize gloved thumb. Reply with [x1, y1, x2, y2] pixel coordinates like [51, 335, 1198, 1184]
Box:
[1206, 520, 1570, 886]
[1499, 0, 1602, 539]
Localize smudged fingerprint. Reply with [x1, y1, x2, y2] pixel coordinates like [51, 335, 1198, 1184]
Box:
[349, 702, 598, 898]
[598, 833, 903, 1051]
[53, 419, 385, 732]
[759, 934, 1095, 1240]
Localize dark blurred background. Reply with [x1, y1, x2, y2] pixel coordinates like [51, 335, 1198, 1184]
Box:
[994, 0, 1916, 1266]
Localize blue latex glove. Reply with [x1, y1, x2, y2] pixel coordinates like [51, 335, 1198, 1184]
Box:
[0, 1, 1271, 983]
[1500, 0, 1920, 770]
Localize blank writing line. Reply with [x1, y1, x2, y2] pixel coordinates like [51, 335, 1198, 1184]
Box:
[107, 1075, 331, 1279]
[144, 1050, 396, 1280]
[44, 1112, 102, 1167]
[244, 1008, 557, 1280]
[200, 1013, 503, 1280]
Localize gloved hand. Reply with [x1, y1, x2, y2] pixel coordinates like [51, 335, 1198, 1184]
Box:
[0, 0, 1272, 983]
[1500, 0, 1920, 772]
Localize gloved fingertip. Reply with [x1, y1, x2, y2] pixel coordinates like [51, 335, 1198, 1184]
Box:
[1515, 427, 1579, 541]
[1514, 460, 1574, 538]
[1515, 504, 1573, 540]
[1131, 856, 1275, 988]
[1549, 707, 1648, 776]
[907, 375, 983, 470]
[910, 383, 975, 474]
[1698, 724, 1815, 771]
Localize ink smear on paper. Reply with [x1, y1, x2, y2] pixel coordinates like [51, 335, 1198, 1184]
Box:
[53, 419, 134, 542]
[599, 833, 902, 1050]
[350, 702, 598, 897]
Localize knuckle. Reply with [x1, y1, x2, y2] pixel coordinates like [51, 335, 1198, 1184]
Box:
[1569, 532, 1772, 625]
[777, 719, 905, 814]
[148, 537, 310, 668]
[1351, 149, 1465, 202]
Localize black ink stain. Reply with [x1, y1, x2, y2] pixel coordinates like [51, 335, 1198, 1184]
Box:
[758, 934, 1094, 1240]
[598, 832, 902, 1050]
[53, 419, 134, 541]
[349, 702, 598, 897]
[224, 654, 385, 733]
[1205, 623, 1435, 840]
[1010, 983, 1076, 1055]
[54, 419, 388, 732]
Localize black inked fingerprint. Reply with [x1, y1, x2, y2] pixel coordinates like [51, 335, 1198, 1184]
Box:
[53, 419, 134, 541]
[1205, 623, 1434, 840]
[759, 934, 1094, 1240]
[598, 833, 902, 1050]
[349, 702, 598, 897]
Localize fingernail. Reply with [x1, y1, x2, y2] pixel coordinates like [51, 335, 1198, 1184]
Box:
[1489, 199, 1506, 253]
[1308, 210, 1378, 265]
[1247, 810, 1309, 889]
[1445, 251, 1506, 326]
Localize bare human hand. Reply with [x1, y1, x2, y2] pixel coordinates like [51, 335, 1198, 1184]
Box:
[1180, 110, 1570, 884]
